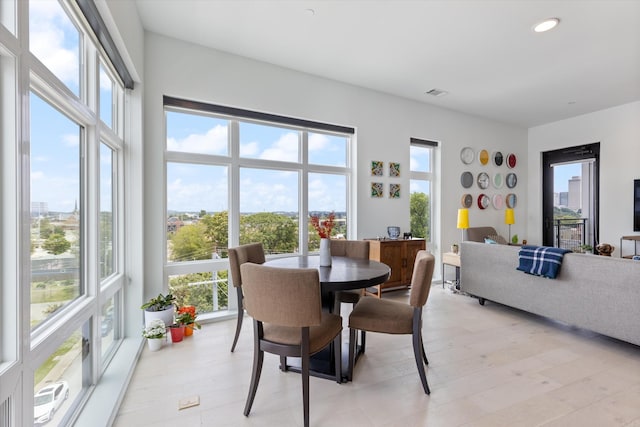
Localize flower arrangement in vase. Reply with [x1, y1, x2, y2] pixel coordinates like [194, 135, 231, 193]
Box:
[175, 305, 201, 337]
[142, 319, 166, 351]
[310, 212, 335, 267]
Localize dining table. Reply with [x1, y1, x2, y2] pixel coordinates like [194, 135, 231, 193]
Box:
[263, 254, 391, 382]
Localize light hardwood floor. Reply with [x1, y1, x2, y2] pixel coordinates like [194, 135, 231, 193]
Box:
[114, 285, 640, 426]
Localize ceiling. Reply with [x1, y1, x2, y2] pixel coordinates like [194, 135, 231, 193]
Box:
[133, 0, 640, 128]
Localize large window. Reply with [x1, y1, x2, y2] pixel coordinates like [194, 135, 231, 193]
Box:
[410, 139, 437, 243]
[164, 98, 353, 317]
[1, 0, 128, 424]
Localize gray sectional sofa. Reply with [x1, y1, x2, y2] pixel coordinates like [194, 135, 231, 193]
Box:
[460, 240, 640, 347]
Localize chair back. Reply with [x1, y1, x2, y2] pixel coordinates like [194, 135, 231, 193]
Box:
[408, 250, 435, 308]
[330, 240, 370, 260]
[240, 264, 322, 327]
[228, 243, 266, 288]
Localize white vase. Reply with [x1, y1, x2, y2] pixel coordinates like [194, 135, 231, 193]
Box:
[319, 238, 332, 267]
[144, 306, 175, 328]
[147, 337, 163, 352]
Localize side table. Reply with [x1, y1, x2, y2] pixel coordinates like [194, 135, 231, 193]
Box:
[442, 252, 460, 289]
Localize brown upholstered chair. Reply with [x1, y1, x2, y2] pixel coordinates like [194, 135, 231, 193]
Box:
[348, 250, 435, 392]
[240, 263, 343, 427]
[330, 239, 370, 307]
[228, 243, 266, 352]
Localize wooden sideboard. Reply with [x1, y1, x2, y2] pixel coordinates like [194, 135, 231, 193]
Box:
[366, 239, 426, 297]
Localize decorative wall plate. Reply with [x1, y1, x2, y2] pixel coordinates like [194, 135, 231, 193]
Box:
[493, 151, 504, 167]
[461, 171, 474, 188]
[479, 149, 489, 165]
[493, 172, 503, 189]
[477, 194, 490, 209]
[461, 193, 473, 208]
[506, 193, 517, 208]
[506, 172, 517, 188]
[506, 153, 517, 169]
[492, 194, 504, 209]
[460, 147, 475, 165]
[477, 172, 490, 189]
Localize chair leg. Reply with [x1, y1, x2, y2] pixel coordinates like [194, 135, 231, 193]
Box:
[412, 331, 430, 394]
[279, 356, 288, 372]
[244, 338, 264, 415]
[230, 288, 244, 352]
[301, 328, 310, 427]
[334, 332, 342, 384]
[421, 335, 428, 365]
[347, 328, 356, 381]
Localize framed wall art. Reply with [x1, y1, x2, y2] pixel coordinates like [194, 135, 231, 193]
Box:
[389, 162, 400, 177]
[371, 161, 384, 176]
[389, 183, 400, 199]
[371, 182, 384, 198]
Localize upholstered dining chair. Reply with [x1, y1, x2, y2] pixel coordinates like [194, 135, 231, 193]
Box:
[347, 250, 435, 392]
[330, 239, 370, 308]
[240, 263, 343, 427]
[228, 243, 266, 352]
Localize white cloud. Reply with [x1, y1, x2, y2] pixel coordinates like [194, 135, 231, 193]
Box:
[240, 141, 259, 156]
[308, 133, 330, 152]
[62, 133, 79, 147]
[259, 132, 298, 162]
[167, 125, 228, 154]
[29, 0, 80, 88]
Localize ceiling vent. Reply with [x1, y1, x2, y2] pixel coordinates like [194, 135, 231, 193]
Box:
[425, 88, 448, 97]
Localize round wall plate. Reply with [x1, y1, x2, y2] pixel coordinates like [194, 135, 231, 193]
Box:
[506, 193, 517, 208]
[507, 153, 517, 168]
[493, 172, 503, 189]
[477, 194, 490, 209]
[461, 171, 474, 188]
[461, 193, 473, 208]
[493, 151, 504, 167]
[492, 194, 504, 209]
[506, 172, 517, 188]
[479, 149, 489, 165]
[460, 147, 475, 165]
[477, 172, 490, 189]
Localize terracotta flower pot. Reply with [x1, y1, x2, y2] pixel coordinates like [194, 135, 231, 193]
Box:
[169, 325, 185, 343]
[184, 323, 194, 336]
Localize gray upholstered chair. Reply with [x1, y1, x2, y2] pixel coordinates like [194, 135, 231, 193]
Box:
[348, 250, 435, 392]
[240, 263, 343, 427]
[228, 243, 266, 352]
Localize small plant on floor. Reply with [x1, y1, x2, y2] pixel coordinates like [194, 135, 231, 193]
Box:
[142, 319, 167, 339]
[175, 305, 201, 330]
[141, 293, 176, 312]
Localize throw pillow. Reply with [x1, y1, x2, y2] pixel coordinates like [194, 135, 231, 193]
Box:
[484, 238, 497, 244]
[486, 234, 508, 245]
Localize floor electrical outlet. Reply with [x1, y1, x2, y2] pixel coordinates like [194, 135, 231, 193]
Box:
[178, 395, 200, 410]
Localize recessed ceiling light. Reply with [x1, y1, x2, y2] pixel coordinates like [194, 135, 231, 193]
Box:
[533, 18, 560, 33]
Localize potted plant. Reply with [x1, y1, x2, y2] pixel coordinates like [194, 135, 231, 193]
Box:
[451, 243, 459, 254]
[142, 319, 166, 352]
[579, 244, 593, 254]
[141, 293, 176, 327]
[175, 305, 201, 337]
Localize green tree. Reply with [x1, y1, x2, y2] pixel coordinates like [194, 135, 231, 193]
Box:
[240, 212, 297, 254]
[170, 222, 212, 261]
[200, 212, 229, 253]
[410, 192, 430, 239]
[42, 233, 71, 255]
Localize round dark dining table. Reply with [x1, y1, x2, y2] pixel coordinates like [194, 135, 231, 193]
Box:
[264, 255, 390, 296]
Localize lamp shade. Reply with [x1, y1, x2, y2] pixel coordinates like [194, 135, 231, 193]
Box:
[505, 208, 515, 225]
[457, 208, 469, 229]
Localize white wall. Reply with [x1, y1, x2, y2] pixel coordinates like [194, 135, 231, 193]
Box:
[143, 32, 526, 287]
[527, 101, 640, 252]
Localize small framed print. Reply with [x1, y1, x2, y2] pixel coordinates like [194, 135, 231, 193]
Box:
[389, 183, 400, 199]
[371, 161, 384, 176]
[371, 182, 384, 198]
[389, 162, 400, 177]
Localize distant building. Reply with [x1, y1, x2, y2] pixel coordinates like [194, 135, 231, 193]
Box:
[167, 216, 184, 234]
[558, 192, 569, 207]
[568, 176, 581, 211]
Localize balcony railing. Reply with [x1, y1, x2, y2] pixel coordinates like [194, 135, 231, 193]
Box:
[553, 218, 587, 251]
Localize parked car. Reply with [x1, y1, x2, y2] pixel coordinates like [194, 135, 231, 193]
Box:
[33, 381, 69, 424]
